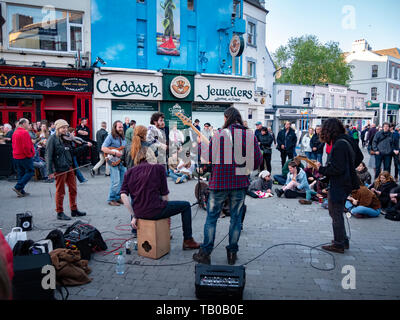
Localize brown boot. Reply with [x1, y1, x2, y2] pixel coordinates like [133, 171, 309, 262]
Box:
[108, 200, 120, 206]
[322, 244, 344, 254]
[331, 240, 349, 249]
[183, 238, 200, 250]
[299, 199, 312, 205]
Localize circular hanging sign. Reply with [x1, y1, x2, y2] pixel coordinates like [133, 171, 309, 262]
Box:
[229, 34, 244, 57]
[170, 76, 191, 99]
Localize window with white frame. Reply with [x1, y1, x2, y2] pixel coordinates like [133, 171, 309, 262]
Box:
[388, 87, 392, 101]
[395, 67, 399, 80]
[393, 88, 397, 102]
[371, 87, 377, 101]
[247, 21, 256, 46]
[284, 90, 292, 105]
[7, 4, 83, 52]
[330, 95, 334, 108]
[389, 65, 393, 78]
[247, 60, 255, 78]
[187, 0, 194, 10]
[372, 65, 378, 78]
[340, 96, 346, 108]
[351, 97, 355, 108]
[233, 0, 241, 19]
[315, 94, 325, 107]
[357, 98, 364, 109]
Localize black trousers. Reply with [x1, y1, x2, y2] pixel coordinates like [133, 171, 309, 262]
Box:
[280, 150, 293, 167]
[284, 189, 306, 199]
[260, 152, 272, 173]
[393, 154, 399, 180]
[328, 194, 349, 248]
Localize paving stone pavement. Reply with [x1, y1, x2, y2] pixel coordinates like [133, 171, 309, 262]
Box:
[0, 148, 399, 300]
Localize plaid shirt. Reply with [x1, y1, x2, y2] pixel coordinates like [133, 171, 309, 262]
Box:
[204, 124, 262, 190]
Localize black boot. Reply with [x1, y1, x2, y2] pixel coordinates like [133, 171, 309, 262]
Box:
[193, 249, 211, 264]
[71, 209, 86, 217]
[227, 251, 237, 265]
[57, 212, 71, 220]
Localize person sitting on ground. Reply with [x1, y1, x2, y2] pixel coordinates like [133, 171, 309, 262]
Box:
[192, 163, 211, 181]
[33, 143, 53, 183]
[346, 179, 381, 218]
[168, 150, 194, 184]
[247, 170, 273, 198]
[275, 161, 310, 198]
[273, 157, 304, 185]
[120, 148, 200, 251]
[356, 161, 372, 186]
[369, 171, 398, 210]
[387, 184, 400, 214]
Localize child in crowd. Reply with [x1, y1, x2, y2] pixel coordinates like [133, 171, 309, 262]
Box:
[356, 162, 372, 186]
[247, 170, 273, 198]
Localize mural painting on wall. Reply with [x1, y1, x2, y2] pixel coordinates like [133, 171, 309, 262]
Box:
[157, 0, 180, 56]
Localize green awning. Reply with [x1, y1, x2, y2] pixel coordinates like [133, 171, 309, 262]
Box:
[366, 103, 399, 110]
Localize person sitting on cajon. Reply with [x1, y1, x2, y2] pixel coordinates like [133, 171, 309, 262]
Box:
[120, 147, 200, 250]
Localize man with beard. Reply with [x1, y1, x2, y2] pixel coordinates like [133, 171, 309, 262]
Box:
[147, 112, 167, 165]
[101, 121, 127, 206]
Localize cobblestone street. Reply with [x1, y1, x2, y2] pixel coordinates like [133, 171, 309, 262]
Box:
[1, 149, 399, 300]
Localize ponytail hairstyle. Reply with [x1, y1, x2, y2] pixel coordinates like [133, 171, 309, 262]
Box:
[130, 125, 148, 165]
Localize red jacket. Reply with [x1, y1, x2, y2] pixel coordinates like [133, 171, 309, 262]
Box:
[12, 127, 34, 159]
[0, 230, 13, 299]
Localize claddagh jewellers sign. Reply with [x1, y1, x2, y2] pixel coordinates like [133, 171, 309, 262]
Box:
[195, 77, 254, 103]
[94, 73, 162, 100]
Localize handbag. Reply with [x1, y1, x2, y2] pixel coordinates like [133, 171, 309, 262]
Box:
[5, 227, 27, 250]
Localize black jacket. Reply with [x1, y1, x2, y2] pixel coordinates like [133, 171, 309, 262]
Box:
[276, 128, 297, 153]
[372, 130, 396, 155]
[258, 133, 274, 154]
[319, 134, 364, 202]
[46, 134, 87, 175]
[310, 133, 325, 154]
[96, 128, 108, 153]
[374, 181, 398, 209]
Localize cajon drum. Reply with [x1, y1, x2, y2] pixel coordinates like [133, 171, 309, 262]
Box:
[137, 218, 170, 259]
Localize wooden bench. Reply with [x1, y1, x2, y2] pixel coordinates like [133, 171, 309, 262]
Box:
[137, 218, 170, 259]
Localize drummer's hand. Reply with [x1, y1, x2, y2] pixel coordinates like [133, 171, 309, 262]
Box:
[131, 217, 137, 229]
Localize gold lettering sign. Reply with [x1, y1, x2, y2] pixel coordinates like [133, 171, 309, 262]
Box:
[0, 74, 35, 89]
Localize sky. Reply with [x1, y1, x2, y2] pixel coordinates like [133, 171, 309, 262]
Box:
[265, 0, 400, 56]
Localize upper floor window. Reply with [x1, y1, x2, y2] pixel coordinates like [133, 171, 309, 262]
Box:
[357, 98, 364, 109]
[340, 96, 346, 108]
[351, 97, 355, 108]
[315, 94, 325, 107]
[393, 88, 397, 102]
[284, 90, 292, 105]
[233, 0, 241, 19]
[330, 95, 335, 108]
[7, 4, 83, 52]
[389, 65, 393, 78]
[187, 0, 194, 10]
[372, 65, 378, 78]
[247, 60, 256, 78]
[371, 87, 377, 101]
[247, 22, 256, 46]
[395, 67, 399, 80]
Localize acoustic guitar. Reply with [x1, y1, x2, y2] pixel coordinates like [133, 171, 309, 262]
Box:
[174, 112, 210, 145]
[104, 146, 125, 167]
[295, 155, 319, 170]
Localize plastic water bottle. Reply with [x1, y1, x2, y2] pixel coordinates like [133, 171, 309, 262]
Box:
[115, 251, 125, 275]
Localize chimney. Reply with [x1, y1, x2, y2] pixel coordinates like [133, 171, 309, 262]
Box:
[351, 39, 372, 53]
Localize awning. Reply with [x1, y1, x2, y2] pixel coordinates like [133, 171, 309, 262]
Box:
[0, 92, 43, 100]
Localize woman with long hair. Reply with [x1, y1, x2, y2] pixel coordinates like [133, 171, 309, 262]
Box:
[370, 171, 397, 209]
[316, 118, 363, 253]
[122, 125, 156, 169]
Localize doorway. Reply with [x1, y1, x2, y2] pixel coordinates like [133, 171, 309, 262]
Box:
[45, 111, 73, 127]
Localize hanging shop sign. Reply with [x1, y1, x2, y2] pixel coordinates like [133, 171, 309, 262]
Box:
[170, 76, 191, 99]
[229, 34, 245, 57]
[94, 73, 162, 100]
[195, 77, 254, 103]
[0, 72, 92, 92]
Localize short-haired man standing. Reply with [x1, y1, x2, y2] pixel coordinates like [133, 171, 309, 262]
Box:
[276, 121, 297, 167]
[91, 121, 110, 176]
[12, 118, 35, 197]
[147, 112, 167, 165]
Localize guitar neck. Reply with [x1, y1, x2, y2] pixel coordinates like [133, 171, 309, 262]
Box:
[189, 124, 210, 145]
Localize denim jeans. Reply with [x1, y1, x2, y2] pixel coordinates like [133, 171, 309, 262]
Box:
[201, 189, 246, 254]
[14, 157, 34, 192]
[305, 152, 313, 159]
[311, 152, 323, 163]
[375, 154, 392, 179]
[108, 164, 127, 201]
[73, 157, 86, 183]
[345, 201, 381, 217]
[148, 201, 193, 240]
[33, 160, 47, 179]
[273, 174, 287, 185]
[168, 169, 189, 183]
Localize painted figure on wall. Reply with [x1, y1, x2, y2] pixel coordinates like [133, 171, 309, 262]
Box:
[157, 0, 180, 56]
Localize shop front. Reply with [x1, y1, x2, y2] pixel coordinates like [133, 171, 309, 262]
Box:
[93, 69, 163, 131]
[313, 109, 375, 128]
[274, 107, 315, 136]
[0, 66, 93, 131]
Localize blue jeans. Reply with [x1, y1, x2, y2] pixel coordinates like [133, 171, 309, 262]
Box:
[311, 152, 323, 163]
[273, 174, 287, 185]
[148, 201, 193, 240]
[33, 160, 47, 179]
[345, 201, 381, 217]
[168, 169, 189, 183]
[201, 189, 246, 254]
[374, 154, 392, 179]
[305, 152, 313, 159]
[14, 158, 34, 192]
[108, 164, 127, 201]
[73, 157, 86, 183]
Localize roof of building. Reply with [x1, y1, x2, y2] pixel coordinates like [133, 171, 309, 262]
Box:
[244, 0, 269, 13]
[373, 48, 400, 59]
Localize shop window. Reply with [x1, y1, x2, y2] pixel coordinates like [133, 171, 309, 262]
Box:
[284, 90, 292, 106]
[371, 65, 378, 78]
[371, 87, 377, 101]
[8, 112, 17, 127]
[21, 99, 33, 107]
[23, 112, 32, 123]
[187, 0, 194, 11]
[7, 4, 84, 52]
[6, 99, 19, 106]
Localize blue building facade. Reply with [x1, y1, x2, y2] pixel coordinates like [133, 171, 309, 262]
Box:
[91, 0, 246, 74]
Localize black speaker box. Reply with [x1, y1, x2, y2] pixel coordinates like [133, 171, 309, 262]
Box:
[195, 264, 246, 300]
[12, 254, 55, 300]
[16, 212, 33, 231]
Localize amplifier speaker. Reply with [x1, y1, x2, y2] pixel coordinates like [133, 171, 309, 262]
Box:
[16, 212, 33, 231]
[195, 264, 246, 300]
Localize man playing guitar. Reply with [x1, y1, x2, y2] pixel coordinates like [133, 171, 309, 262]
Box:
[101, 120, 127, 206]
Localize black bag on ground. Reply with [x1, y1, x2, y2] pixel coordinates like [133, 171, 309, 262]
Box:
[13, 240, 35, 256]
[45, 229, 66, 250]
[63, 220, 107, 260]
[385, 209, 400, 221]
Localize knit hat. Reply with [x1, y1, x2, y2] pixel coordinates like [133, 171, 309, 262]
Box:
[259, 170, 270, 179]
[55, 119, 69, 131]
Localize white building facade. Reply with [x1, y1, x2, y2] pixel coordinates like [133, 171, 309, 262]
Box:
[242, 0, 275, 128]
[273, 83, 374, 136]
[345, 39, 400, 125]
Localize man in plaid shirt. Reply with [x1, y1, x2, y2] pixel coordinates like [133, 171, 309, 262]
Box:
[193, 107, 262, 265]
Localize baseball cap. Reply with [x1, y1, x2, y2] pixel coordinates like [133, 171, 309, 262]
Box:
[256, 121, 262, 125]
